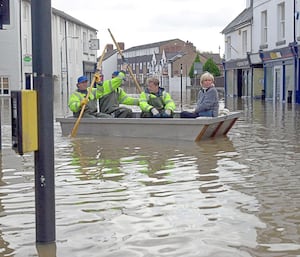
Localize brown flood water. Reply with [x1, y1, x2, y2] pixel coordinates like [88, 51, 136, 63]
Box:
[0, 96, 300, 257]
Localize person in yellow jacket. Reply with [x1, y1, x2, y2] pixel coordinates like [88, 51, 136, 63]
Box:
[139, 77, 176, 118]
[95, 70, 139, 118]
[68, 71, 130, 118]
[68, 75, 112, 118]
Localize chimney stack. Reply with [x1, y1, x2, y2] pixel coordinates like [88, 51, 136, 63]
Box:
[106, 44, 113, 52]
[118, 42, 125, 50]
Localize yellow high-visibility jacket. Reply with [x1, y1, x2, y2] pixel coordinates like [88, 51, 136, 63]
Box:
[139, 87, 176, 112]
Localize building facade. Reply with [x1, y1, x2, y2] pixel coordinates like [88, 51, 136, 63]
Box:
[121, 39, 197, 91]
[102, 39, 221, 92]
[0, 0, 98, 103]
[222, 0, 300, 104]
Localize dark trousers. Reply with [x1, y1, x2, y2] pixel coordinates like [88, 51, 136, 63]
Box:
[112, 107, 133, 118]
[180, 110, 213, 118]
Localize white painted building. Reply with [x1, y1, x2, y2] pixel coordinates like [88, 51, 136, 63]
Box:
[222, 0, 300, 104]
[222, 0, 255, 99]
[51, 8, 98, 107]
[101, 44, 119, 81]
[0, 0, 23, 96]
[252, 0, 296, 103]
[0, 0, 98, 105]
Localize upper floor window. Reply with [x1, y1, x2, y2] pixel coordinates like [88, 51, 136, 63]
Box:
[1, 0, 10, 27]
[68, 23, 74, 37]
[261, 11, 268, 45]
[75, 25, 80, 37]
[277, 2, 285, 41]
[83, 31, 88, 53]
[242, 30, 247, 54]
[226, 36, 231, 59]
[23, 3, 29, 21]
[60, 19, 65, 35]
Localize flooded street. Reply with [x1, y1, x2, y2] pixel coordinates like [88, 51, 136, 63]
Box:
[0, 96, 300, 257]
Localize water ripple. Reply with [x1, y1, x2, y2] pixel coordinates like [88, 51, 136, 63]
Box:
[0, 99, 300, 256]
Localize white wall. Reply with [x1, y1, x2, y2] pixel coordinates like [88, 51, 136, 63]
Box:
[0, 0, 98, 97]
[0, 0, 22, 94]
[252, 0, 295, 52]
[225, 24, 251, 60]
[102, 53, 118, 80]
[51, 16, 98, 99]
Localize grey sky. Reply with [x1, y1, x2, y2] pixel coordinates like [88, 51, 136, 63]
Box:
[52, 0, 246, 55]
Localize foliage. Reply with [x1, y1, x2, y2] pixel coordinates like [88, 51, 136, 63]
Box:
[203, 58, 220, 77]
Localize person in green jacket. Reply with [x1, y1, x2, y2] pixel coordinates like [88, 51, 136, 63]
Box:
[139, 77, 176, 118]
[95, 70, 139, 118]
[68, 75, 111, 118]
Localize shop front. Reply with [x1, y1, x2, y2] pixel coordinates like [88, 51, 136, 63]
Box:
[259, 45, 296, 103]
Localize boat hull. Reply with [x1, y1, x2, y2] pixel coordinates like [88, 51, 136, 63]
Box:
[56, 112, 241, 142]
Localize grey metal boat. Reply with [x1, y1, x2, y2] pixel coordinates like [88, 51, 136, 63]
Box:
[56, 111, 242, 142]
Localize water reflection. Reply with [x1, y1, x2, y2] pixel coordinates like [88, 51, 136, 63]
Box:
[0, 152, 15, 256]
[36, 243, 57, 257]
[49, 136, 264, 257]
[228, 99, 300, 256]
[64, 136, 235, 183]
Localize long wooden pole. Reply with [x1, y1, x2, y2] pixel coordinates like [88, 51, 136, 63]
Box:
[70, 45, 107, 137]
[108, 28, 142, 93]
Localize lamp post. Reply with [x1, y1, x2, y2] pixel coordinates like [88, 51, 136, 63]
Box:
[180, 64, 183, 111]
[60, 36, 78, 110]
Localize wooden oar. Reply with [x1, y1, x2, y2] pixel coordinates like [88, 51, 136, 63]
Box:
[70, 45, 107, 137]
[108, 28, 142, 93]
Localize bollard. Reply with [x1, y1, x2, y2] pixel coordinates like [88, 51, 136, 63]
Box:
[287, 90, 292, 103]
[261, 89, 265, 100]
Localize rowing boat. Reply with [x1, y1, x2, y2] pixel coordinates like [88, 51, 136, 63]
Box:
[56, 111, 242, 142]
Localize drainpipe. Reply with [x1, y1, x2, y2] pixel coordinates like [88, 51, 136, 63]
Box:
[293, 0, 300, 103]
[289, 42, 298, 103]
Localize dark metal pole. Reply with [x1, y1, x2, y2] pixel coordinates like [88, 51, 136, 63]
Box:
[294, 0, 296, 43]
[0, 101, 1, 151]
[60, 44, 64, 113]
[180, 64, 183, 111]
[294, 0, 300, 103]
[64, 21, 69, 103]
[31, 0, 55, 243]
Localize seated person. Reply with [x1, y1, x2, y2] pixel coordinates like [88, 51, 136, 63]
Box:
[180, 72, 219, 118]
[95, 69, 139, 118]
[139, 77, 176, 118]
[68, 75, 111, 118]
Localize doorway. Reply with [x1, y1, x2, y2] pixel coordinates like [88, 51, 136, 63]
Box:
[273, 66, 282, 101]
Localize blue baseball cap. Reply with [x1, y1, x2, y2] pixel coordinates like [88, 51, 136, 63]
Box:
[77, 76, 88, 83]
[112, 71, 119, 77]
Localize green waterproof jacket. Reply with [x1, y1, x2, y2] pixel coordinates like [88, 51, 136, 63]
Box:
[98, 87, 139, 114]
[68, 88, 98, 114]
[96, 71, 126, 98]
[139, 87, 176, 112]
[97, 73, 139, 114]
[68, 71, 126, 114]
